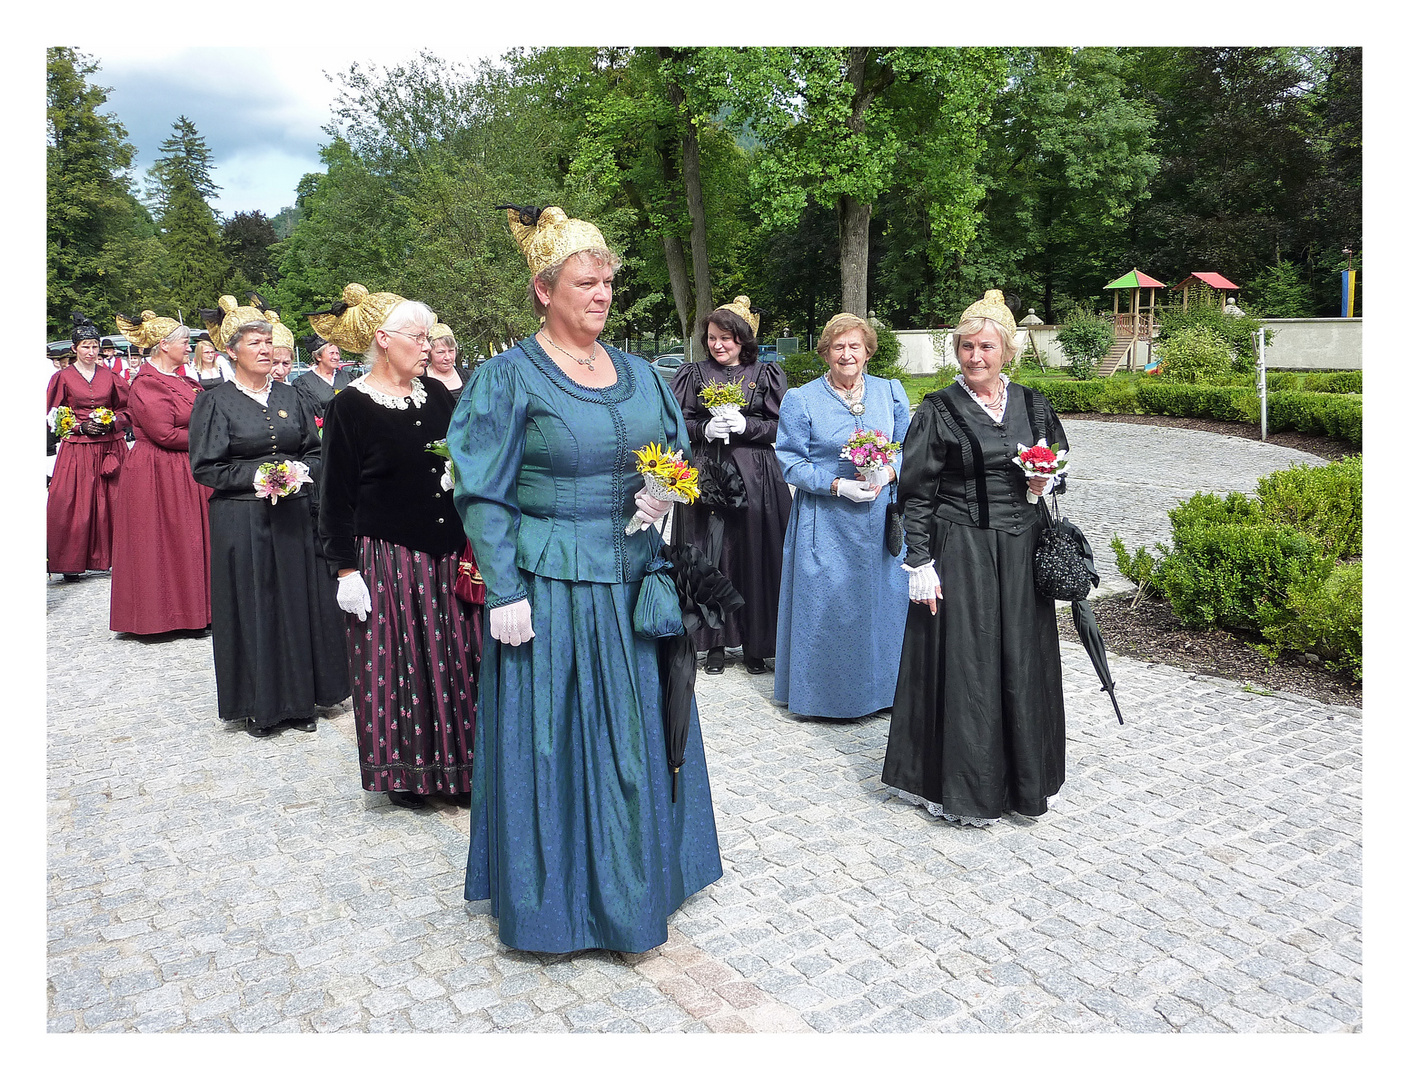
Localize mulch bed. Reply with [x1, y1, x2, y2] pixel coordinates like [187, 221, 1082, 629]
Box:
[1053, 412, 1360, 708]
[1058, 411, 1355, 461]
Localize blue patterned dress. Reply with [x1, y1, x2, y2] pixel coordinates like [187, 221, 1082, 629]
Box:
[447, 338, 722, 954]
[773, 374, 912, 718]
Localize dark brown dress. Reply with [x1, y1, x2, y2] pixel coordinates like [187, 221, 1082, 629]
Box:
[670, 358, 791, 659]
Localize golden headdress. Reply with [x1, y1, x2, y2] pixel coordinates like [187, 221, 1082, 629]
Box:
[715, 296, 760, 336]
[248, 292, 295, 351]
[199, 295, 268, 352]
[428, 322, 455, 342]
[115, 310, 182, 351]
[304, 284, 408, 354]
[960, 290, 1017, 337]
[497, 204, 609, 278]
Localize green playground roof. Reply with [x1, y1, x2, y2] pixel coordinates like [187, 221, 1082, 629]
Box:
[1104, 269, 1166, 289]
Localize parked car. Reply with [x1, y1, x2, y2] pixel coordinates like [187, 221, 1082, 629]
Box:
[651, 351, 686, 379]
[757, 344, 780, 362]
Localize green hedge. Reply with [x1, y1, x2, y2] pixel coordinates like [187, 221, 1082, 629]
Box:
[1264, 391, 1362, 445]
[1134, 381, 1254, 421]
[1266, 370, 1362, 394]
[1256, 455, 1362, 559]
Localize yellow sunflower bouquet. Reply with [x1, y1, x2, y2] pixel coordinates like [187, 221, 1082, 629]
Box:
[625, 442, 700, 535]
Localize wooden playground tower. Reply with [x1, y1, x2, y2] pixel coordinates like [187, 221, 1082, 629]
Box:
[1100, 269, 1165, 375]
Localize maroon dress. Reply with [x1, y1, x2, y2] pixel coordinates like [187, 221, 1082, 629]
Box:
[109, 368, 212, 633]
[47, 365, 130, 573]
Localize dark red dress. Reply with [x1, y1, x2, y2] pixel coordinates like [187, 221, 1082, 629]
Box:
[47, 365, 130, 573]
[109, 368, 212, 633]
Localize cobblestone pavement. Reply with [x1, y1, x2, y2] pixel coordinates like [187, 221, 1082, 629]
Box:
[47, 422, 1359, 1033]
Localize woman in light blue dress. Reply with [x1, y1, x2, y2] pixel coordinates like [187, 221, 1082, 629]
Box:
[774, 313, 912, 719]
[448, 206, 722, 954]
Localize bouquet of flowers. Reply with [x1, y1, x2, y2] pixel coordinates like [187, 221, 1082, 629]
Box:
[841, 429, 901, 488]
[89, 407, 116, 430]
[426, 439, 455, 491]
[46, 406, 77, 441]
[699, 378, 747, 445]
[253, 460, 313, 505]
[626, 442, 700, 535]
[1012, 438, 1069, 503]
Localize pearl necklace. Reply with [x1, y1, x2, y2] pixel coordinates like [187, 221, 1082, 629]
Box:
[826, 373, 867, 416]
[543, 332, 598, 372]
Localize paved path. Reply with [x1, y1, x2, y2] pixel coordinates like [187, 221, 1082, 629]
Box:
[47, 422, 1359, 1032]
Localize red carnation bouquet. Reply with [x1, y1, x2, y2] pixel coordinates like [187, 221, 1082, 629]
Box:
[1012, 438, 1069, 503]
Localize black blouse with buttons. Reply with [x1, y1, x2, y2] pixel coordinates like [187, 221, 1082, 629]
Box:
[316, 376, 466, 570]
[189, 380, 322, 502]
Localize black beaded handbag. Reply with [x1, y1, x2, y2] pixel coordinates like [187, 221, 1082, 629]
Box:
[1033, 492, 1097, 601]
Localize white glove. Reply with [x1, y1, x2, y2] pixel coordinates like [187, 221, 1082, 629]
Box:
[704, 415, 731, 441]
[489, 598, 535, 647]
[725, 410, 747, 434]
[337, 571, 372, 621]
[903, 560, 942, 604]
[835, 478, 880, 503]
[634, 489, 671, 525]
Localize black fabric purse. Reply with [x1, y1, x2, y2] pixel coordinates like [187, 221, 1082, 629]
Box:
[884, 487, 903, 558]
[1033, 492, 1097, 601]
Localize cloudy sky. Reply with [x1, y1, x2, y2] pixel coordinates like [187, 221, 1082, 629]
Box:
[93, 47, 495, 218]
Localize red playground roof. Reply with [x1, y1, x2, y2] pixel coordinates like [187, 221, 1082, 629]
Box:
[1104, 269, 1166, 289]
[1173, 272, 1240, 291]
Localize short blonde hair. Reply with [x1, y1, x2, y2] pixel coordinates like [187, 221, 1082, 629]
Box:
[530, 247, 623, 318]
[952, 316, 1018, 364]
[818, 313, 877, 357]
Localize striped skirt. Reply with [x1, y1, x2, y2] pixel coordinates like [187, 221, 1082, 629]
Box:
[348, 537, 480, 795]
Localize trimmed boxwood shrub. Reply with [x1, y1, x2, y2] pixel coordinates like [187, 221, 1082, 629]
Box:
[1257, 561, 1362, 679]
[1264, 391, 1363, 446]
[1021, 377, 1110, 412]
[1133, 381, 1253, 421]
[1256, 455, 1362, 559]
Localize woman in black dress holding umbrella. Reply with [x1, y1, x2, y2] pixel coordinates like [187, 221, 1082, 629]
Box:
[670, 297, 791, 675]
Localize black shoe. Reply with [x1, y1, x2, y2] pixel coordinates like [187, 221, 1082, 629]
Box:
[286, 718, 316, 732]
[246, 720, 277, 738]
[388, 790, 426, 808]
[704, 647, 725, 675]
[744, 656, 768, 675]
[62, 573, 85, 582]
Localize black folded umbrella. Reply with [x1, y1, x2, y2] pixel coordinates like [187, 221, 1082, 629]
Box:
[657, 542, 745, 800]
[692, 444, 747, 566]
[1071, 598, 1125, 724]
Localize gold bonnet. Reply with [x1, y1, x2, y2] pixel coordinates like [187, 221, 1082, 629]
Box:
[716, 296, 760, 336]
[500, 205, 609, 278]
[267, 311, 295, 352]
[428, 322, 455, 342]
[200, 296, 268, 352]
[306, 284, 410, 354]
[960, 290, 1017, 337]
[114, 310, 181, 351]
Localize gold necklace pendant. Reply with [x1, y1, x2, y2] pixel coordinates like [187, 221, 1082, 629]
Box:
[545, 333, 596, 372]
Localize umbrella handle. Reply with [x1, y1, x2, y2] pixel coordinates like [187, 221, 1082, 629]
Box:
[671, 767, 680, 803]
[1107, 688, 1125, 726]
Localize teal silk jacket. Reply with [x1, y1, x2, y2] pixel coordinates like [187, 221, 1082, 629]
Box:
[447, 337, 690, 608]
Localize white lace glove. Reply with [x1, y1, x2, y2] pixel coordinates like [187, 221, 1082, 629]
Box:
[725, 410, 747, 434]
[489, 598, 535, 647]
[337, 571, 372, 621]
[903, 560, 942, 604]
[704, 415, 731, 441]
[835, 478, 880, 503]
[634, 489, 671, 525]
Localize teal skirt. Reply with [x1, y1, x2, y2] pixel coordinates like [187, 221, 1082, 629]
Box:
[465, 573, 723, 953]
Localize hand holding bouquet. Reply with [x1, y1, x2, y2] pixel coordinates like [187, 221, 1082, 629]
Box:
[253, 460, 313, 505]
[699, 379, 748, 444]
[47, 406, 77, 441]
[841, 429, 901, 489]
[426, 439, 455, 491]
[1012, 439, 1069, 503]
[626, 442, 700, 535]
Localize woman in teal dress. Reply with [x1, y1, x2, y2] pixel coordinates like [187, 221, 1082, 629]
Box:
[447, 206, 722, 954]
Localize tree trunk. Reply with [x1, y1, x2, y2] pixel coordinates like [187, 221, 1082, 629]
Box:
[838, 193, 871, 317]
[681, 119, 712, 346]
[661, 234, 693, 342]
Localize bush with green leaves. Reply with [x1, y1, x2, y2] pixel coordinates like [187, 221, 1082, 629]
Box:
[780, 351, 826, 387]
[1055, 314, 1113, 382]
[1154, 305, 1266, 373]
[1263, 391, 1363, 446]
[1021, 377, 1110, 412]
[1246, 260, 1313, 318]
[868, 325, 903, 380]
[1256, 455, 1361, 559]
[1133, 381, 1254, 421]
[1110, 534, 1157, 606]
[1255, 562, 1362, 678]
[1154, 324, 1237, 384]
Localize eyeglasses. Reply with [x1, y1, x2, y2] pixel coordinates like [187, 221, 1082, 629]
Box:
[387, 330, 430, 346]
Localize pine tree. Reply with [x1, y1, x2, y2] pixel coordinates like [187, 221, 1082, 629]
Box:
[145, 115, 220, 217]
[147, 117, 231, 314]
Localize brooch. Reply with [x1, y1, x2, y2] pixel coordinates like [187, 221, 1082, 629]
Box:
[749, 382, 757, 389]
[277, 410, 288, 418]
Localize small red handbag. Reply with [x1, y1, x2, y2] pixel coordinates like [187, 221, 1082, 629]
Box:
[453, 540, 486, 605]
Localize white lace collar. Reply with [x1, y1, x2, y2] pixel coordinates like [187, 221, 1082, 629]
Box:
[955, 371, 1010, 422]
[351, 374, 427, 410]
[232, 375, 273, 407]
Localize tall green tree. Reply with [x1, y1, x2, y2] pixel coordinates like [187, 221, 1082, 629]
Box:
[46, 47, 165, 337]
[146, 117, 230, 315]
[144, 115, 219, 217]
[223, 210, 279, 288]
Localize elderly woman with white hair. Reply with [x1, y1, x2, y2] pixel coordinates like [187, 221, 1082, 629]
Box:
[312, 286, 478, 809]
[190, 297, 350, 738]
[109, 310, 210, 635]
[883, 290, 1070, 826]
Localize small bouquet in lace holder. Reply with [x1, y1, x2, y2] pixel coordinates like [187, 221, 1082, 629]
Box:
[426, 439, 455, 491]
[253, 460, 312, 505]
[89, 407, 117, 430]
[46, 406, 77, 441]
[626, 442, 700, 535]
[1012, 439, 1069, 503]
[699, 378, 747, 445]
[841, 429, 901, 488]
